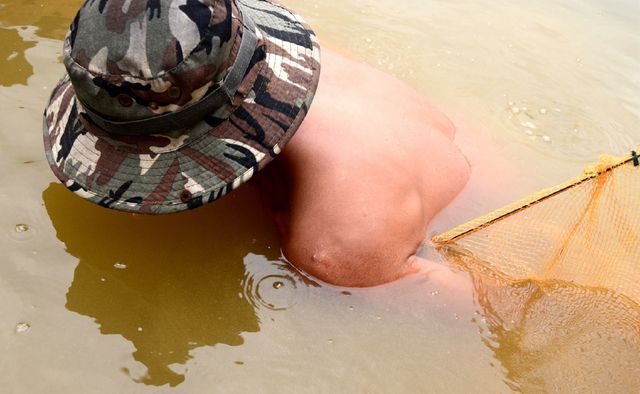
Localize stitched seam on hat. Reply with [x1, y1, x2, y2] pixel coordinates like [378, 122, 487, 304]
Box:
[67, 2, 246, 82]
[66, 28, 243, 83]
[75, 57, 269, 156]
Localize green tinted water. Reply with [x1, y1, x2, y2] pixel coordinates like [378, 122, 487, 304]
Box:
[1, 0, 639, 392]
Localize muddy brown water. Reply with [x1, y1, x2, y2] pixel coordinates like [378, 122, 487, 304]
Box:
[1, 0, 639, 392]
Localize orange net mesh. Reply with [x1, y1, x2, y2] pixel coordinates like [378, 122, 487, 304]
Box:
[433, 151, 640, 391]
[433, 150, 640, 303]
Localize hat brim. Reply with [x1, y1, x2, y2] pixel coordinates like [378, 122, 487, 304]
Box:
[43, 0, 320, 214]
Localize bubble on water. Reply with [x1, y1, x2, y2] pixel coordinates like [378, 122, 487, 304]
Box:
[15, 322, 30, 334]
[10, 223, 35, 242]
[137, 327, 143, 332]
[243, 272, 299, 311]
[113, 263, 127, 269]
[100, 278, 106, 282]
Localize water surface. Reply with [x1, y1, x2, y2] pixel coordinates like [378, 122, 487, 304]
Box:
[1, 0, 639, 392]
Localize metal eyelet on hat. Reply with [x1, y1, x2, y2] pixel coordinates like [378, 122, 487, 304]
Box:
[167, 86, 181, 99]
[180, 189, 192, 203]
[117, 94, 133, 107]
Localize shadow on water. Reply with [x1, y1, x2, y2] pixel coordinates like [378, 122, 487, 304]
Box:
[43, 182, 281, 387]
[0, 0, 81, 86]
[0, 0, 81, 40]
[0, 27, 36, 86]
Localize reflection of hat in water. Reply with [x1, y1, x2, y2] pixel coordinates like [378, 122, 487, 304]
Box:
[43, 0, 320, 214]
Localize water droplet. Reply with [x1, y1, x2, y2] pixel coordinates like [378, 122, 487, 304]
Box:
[100, 278, 106, 282]
[430, 290, 440, 296]
[328, 339, 334, 344]
[510, 106, 520, 114]
[137, 327, 143, 332]
[15, 224, 29, 233]
[539, 108, 547, 115]
[15, 322, 30, 334]
[348, 306, 355, 311]
[272, 281, 284, 290]
[114, 263, 127, 269]
[542, 135, 552, 143]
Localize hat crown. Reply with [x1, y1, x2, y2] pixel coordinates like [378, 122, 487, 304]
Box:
[65, 0, 243, 122]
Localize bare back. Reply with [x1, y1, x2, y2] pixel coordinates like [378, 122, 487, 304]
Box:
[255, 49, 470, 287]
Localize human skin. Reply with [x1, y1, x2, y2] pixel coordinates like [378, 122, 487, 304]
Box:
[254, 48, 470, 287]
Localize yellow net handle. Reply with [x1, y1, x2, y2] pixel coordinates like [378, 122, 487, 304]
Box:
[432, 149, 640, 244]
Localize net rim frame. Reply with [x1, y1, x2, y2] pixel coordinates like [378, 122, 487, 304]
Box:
[432, 149, 639, 244]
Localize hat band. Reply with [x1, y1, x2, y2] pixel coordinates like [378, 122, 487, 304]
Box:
[80, 6, 258, 136]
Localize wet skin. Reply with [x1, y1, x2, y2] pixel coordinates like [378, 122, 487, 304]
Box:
[255, 48, 471, 287]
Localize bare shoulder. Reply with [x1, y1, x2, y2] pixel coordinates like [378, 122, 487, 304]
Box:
[318, 49, 457, 140]
[256, 48, 470, 287]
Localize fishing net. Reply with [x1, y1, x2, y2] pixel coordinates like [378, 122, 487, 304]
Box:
[433, 149, 640, 392]
[433, 149, 640, 303]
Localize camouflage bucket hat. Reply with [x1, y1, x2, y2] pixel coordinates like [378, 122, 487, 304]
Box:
[43, 0, 320, 214]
